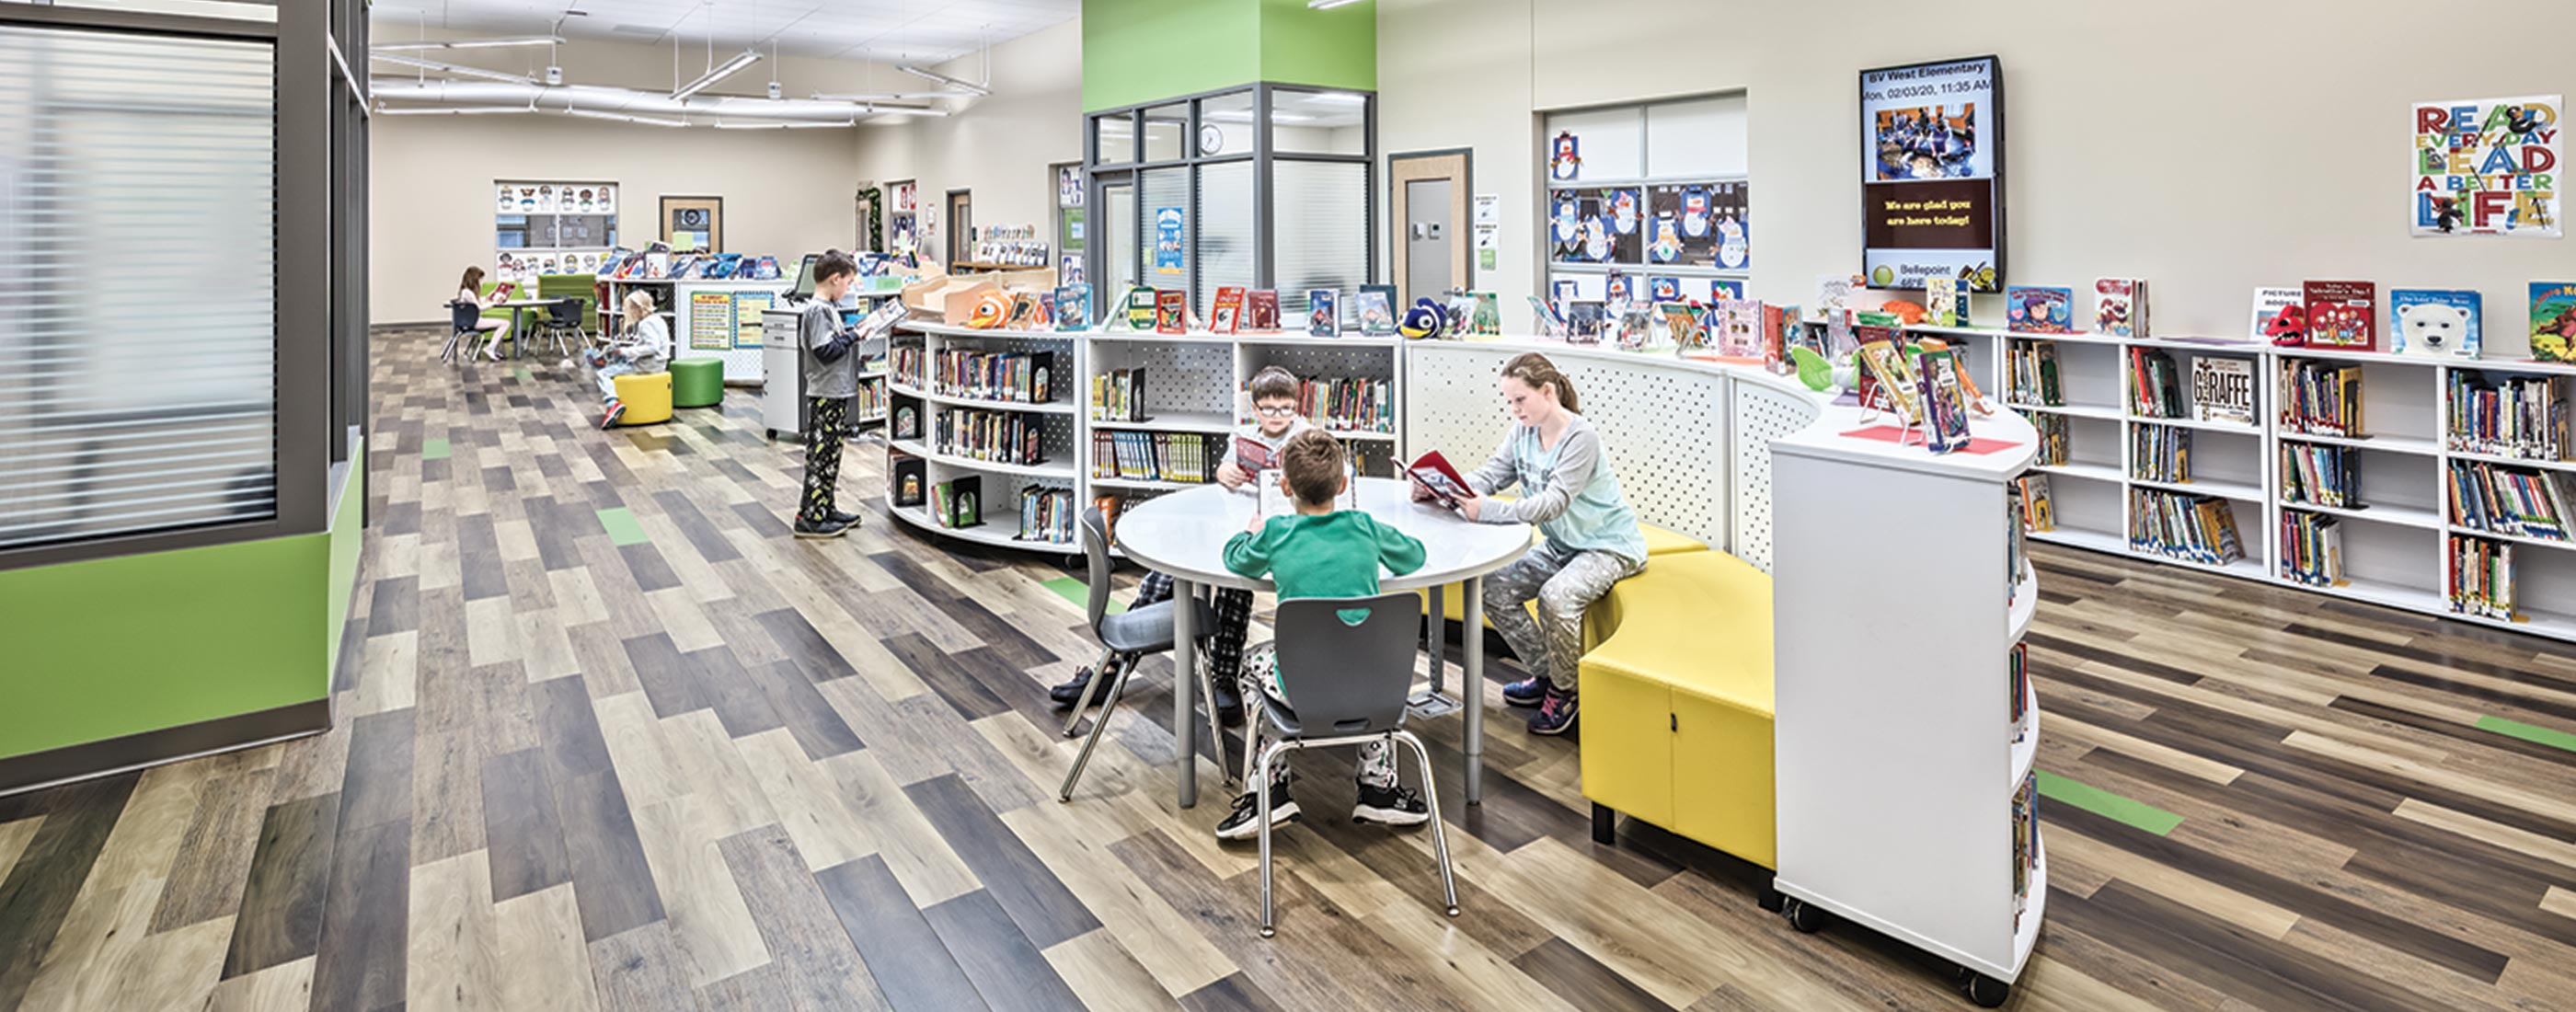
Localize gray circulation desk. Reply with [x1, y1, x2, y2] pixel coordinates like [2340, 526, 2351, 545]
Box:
[1110, 477, 1531, 808]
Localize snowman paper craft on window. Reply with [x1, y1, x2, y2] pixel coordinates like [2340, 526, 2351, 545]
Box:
[1550, 131, 1581, 181]
[1552, 195, 1581, 259]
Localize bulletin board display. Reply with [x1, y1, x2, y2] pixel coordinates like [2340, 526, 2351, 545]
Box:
[494, 180, 618, 284]
[672, 280, 793, 383]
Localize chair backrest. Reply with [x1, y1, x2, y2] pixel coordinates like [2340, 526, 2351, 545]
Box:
[1078, 505, 1115, 635]
[1271, 593, 1421, 737]
[547, 297, 582, 325]
[448, 300, 481, 332]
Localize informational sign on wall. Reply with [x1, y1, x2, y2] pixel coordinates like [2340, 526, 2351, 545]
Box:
[1154, 207, 1184, 275]
[733, 291, 772, 349]
[690, 292, 734, 351]
[1859, 56, 2005, 291]
[2411, 95, 2560, 237]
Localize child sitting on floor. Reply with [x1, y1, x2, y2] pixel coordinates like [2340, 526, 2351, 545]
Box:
[1213, 429, 1432, 840]
[590, 290, 672, 429]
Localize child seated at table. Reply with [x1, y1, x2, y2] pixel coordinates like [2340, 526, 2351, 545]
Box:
[1049, 365, 1314, 723]
[1213, 429, 1432, 840]
[589, 290, 672, 429]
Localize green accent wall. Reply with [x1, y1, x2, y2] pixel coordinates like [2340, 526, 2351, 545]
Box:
[0, 451, 362, 762]
[1083, 0, 1374, 112]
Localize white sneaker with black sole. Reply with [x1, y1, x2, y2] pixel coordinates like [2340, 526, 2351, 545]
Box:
[1351, 783, 1432, 827]
[1214, 778, 1299, 841]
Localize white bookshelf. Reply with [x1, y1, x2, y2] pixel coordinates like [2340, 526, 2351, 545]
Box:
[884, 322, 1085, 551]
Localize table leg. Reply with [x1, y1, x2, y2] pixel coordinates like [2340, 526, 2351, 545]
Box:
[1427, 585, 1446, 696]
[1463, 576, 1484, 805]
[1173, 575, 1199, 809]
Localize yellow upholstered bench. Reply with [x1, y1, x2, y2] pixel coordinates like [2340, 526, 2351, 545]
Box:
[1417, 520, 1707, 631]
[1579, 549, 1775, 869]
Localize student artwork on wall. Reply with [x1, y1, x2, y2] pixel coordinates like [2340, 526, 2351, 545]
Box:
[1860, 56, 2005, 292]
[2411, 96, 2559, 237]
[1550, 130, 1581, 181]
[1057, 166, 1084, 208]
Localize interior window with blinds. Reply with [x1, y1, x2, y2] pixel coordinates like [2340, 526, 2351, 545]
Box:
[1194, 160, 1254, 316]
[1273, 160, 1367, 316]
[0, 24, 278, 550]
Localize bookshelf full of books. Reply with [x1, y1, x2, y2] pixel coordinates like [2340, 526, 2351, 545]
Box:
[1236, 336, 1404, 478]
[2437, 362, 2576, 635]
[2266, 349, 2448, 613]
[887, 321, 1084, 550]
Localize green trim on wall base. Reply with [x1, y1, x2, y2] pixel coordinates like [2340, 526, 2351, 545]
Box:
[1083, 0, 1374, 112]
[0, 699, 330, 798]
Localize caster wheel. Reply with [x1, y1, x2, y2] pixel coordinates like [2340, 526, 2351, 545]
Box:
[1756, 885, 1785, 913]
[1259, 926, 1275, 939]
[765, 428, 776, 440]
[1963, 973, 2009, 1007]
[1783, 897, 1826, 934]
[1444, 906, 1461, 918]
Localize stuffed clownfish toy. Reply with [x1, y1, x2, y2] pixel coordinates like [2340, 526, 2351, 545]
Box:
[964, 290, 1013, 329]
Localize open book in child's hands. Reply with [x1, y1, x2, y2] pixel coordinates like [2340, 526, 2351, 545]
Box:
[1407, 450, 1474, 510]
[1233, 434, 1277, 475]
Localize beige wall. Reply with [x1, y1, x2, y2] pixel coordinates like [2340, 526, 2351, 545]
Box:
[1380, 0, 2575, 356]
[367, 38, 930, 324]
[851, 20, 1085, 264]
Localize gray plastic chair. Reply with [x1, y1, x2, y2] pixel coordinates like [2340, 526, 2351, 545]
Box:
[1058, 505, 1228, 801]
[1251, 592, 1459, 937]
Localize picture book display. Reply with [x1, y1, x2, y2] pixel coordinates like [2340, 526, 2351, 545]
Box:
[1053, 283, 1092, 331]
[1405, 450, 1475, 509]
[1155, 289, 1187, 334]
[1658, 302, 1704, 349]
[1616, 305, 1657, 351]
[1123, 286, 1156, 330]
[2252, 286, 2306, 345]
[1469, 292, 1502, 336]
[2191, 357, 2257, 425]
[1925, 276, 1965, 328]
[1307, 289, 1340, 337]
[1708, 299, 1764, 358]
[2094, 278, 2149, 338]
[1855, 339, 1926, 423]
[2004, 285, 2075, 334]
[1354, 289, 1396, 336]
[1813, 273, 1861, 319]
[1526, 294, 1568, 336]
[2531, 282, 2576, 362]
[1565, 301, 1607, 344]
[1209, 286, 1246, 334]
[2303, 281, 2377, 349]
[1244, 289, 1282, 332]
[1915, 349, 1973, 452]
[2388, 289, 2481, 358]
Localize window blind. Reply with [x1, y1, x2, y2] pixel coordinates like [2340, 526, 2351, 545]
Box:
[0, 23, 278, 550]
[1273, 160, 1367, 317]
[1194, 160, 1254, 315]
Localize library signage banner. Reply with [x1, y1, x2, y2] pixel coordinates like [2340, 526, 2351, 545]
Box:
[2411, 95, 2560, 238]
[1859, 56, 2005, 293]
[1155, 206, 1184, 275]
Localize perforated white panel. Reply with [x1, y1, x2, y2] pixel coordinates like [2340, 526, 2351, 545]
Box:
[1405, 344, 1732, 549]
[1730, 377, 1823, 573]
[1086, 340, 1236, 417]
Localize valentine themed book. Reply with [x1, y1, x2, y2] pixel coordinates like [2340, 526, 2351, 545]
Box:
[1925, 276, 1964, 328]
[1307, 289, 1340, 337]
[2303, 281, 2376, 349]
[1244, 290, 1282, 332]
[1154, 289, 1187, 334]
[2004, 286, 2076, 334]
[1209, 285, 1247, 334]
[1123, 286, 1156, 330]
[1053, 283, 1092, 331]
[1406, 450, 1475, 509]
[2251, 287, 2306, 344]
[1354, 290, 1396, 336]
[2529, 282, 2576, 362]
[1711, 299, 1765, 358]
[2095, 278, 2149, 339]
[2388, 289, 2481, 358]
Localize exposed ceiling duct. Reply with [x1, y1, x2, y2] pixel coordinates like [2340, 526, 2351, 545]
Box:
[368, 78, 921, 124]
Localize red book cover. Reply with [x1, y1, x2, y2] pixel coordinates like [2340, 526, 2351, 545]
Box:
[2303, 280, 2376, 349]
[1406, 450, 1474, 509]
[1209, 286, 1246, 334]
[1244, 290, 1282, 332]
[1234, 434, 1277, 473]
[1155, 289, 1187, 334]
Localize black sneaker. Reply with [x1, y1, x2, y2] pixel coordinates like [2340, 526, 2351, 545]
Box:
[1050, 666, 1110, 708]
[828, 510, 865, 527]
[1501, 676, 1551, 707]
[1353, 783, 1432, 827]
[791, 516, 852, 540]
[1528, 689, 1579, 736]
[1212, 675, 1244, 727]
[1214, 777, 1299, 841]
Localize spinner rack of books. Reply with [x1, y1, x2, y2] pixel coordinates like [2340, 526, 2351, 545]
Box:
[1920, 323, 2576, 642]
[886, 321, 1085, 551]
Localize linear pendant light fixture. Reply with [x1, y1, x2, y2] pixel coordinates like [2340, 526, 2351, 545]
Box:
[374, 105, 534, 115]
[561, 108, 689, 128]
[369, 52, 540, 86]
[674, 48, 763, 99]
[1307, 0, 1365, 8]
[370, 36, 562, 52]
[895, 64, 989, 97]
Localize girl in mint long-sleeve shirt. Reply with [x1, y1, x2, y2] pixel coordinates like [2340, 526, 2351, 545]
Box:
[1211, 431, 1433, 842]
[1420, 352, 1647, 736]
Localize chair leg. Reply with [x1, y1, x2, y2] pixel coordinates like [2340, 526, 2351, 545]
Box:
[1198, 649, 1230, 785]
[1391, 730, 1461, 918]
[1256, 740, 1290, 938]
[1061, 649, 1118, 738]
[1058, 654, 1135, 802]
[1237, 674, 1259, 791]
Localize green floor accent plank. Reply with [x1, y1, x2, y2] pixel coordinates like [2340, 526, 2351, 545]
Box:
[420, 438, 450, 460]
[514, 367, 534, 383]
[596, 508, 650, 546]
[1042, 577, 1124, 615]
[2476, 715, 2576, 753]
[2035, 770, 2181, 836]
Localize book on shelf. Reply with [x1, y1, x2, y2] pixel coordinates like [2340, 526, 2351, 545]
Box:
[1926, 276, 1965, 328]
[1244, 290, 1281, 332]
[1855, 339, 1926, 424]
[2280, 442, 2356, 509]
[2095, 278, 2149, 338]
[2015, 474, 2055, 532]
[2191, 357, 2256, 425]
[1007, 291, 1049, 330]
[1813, 273, 1859, 318]
[2005, 285, 2076, 334]
[1527, 294, 1568, 337]
[2389, 288, 2480, 358]
[891, 453, 926, 508]
[1307, 289, 1340, 337]
[933, 349, 1054, 404]
[2279, 359, 2364, 437]
[935, 408, 1049, 466]
[1711, 299, 1765, 358]
[2127, 488, 2245, 565]
[1209, 286, 1246, 334]
[2448, 535, 2517, 619]
[1764, 303, 1805, 364]
[2131, 423, 2192, 484]
[2303, 280, 2376, 350]
[1091, 368, 1149, 422]
[1657, 302, 1704, 349]
[1616, 304, 1657, 350]
[891, 345, 925, 385]
[1155, 289, 1187, 333]
[1354, 289, 1397, 336]
[2252, 286, 2307, 345]
[1565, 300, 1608, 343]
[2008, 641, 2030, 732]
[2127, 347, 2185, 419]
[2029, 412, 2069, 466]
[1917, 348, 1973, 453]
[1296, 377, 1395, 433]
[2448, 459, 2575, 541]
[933, 475, 983, 529]
[2007, 339, 2064, 407]
[2007, 480, 2029, 602]
[1469, 292, 1502, 336]
[2444, 370, 2569, 460]
[891, 401, 922, 442]
[2531, 282, 2576, 363]
[1093, 430, 1216, 484]
[1121, 286, 1156, 330]
[1018, 485, 1075, 545]
[1053, 284, 1092, 331]
[2279, 510, 2346, 587]
[2012, 773, 2039, 919]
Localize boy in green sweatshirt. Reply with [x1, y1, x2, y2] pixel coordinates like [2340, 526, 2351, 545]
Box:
[1213, 429, 1432, 840]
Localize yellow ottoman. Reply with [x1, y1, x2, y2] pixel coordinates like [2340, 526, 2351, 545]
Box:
[1418, 521, 1708, 633]
[612, 371, 673, 425]
[1579, 549, 1775, 869]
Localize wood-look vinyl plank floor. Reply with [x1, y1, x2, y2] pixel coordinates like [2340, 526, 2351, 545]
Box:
[1, 328, 2571, 1011]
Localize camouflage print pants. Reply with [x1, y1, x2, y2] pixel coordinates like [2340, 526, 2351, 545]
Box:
[799, 397, 847, 523]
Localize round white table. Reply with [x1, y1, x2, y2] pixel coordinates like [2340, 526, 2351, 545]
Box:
[1113, 477, 1532, 808]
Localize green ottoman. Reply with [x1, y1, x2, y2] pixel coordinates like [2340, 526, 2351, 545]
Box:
[670, 358, 724, 408]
